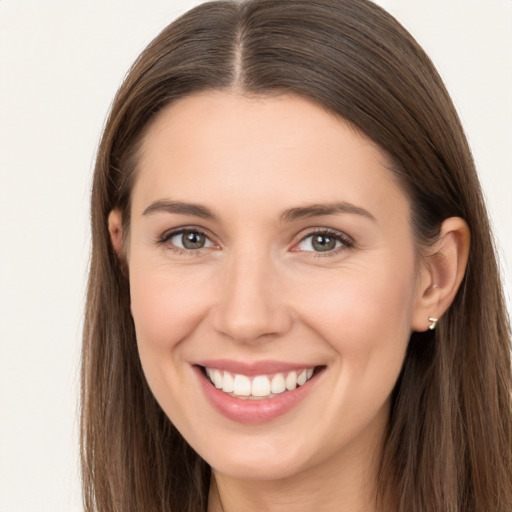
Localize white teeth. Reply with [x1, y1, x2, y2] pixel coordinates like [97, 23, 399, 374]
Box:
[233, 374, 251, 396]
[213, 369, 223, 389]
[205, 368, 314, 398]
[270, 373, 286, 394]
[204, 367, 318, 398]
[285, 371, 297, 391]
[252, 375, 271, 397]
[222, 371, 234, 393]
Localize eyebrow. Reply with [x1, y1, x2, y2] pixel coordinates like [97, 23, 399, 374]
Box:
[142, 199, 217, 220]
[281, 202, 376, 223]
[142, 199, 375, 223]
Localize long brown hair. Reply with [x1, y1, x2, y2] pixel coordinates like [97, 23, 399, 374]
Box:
[81, 1, 512, 510]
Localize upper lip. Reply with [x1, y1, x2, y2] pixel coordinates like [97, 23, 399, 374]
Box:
[195, 359, 320, 376]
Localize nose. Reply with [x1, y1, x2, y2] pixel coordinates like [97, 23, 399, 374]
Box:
[212, 251, 293, 343]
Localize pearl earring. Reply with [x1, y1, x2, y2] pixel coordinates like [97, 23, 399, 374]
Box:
[428, 317, 438, 330]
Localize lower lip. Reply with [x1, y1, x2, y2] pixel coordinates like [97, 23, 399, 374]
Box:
[194, 366, 322, 424]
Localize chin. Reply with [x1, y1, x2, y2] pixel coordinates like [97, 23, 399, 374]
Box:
[196, 432, 316, 482]
[210, 454, 307, 482]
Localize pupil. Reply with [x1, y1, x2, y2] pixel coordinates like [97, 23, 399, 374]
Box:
[182, 231, 205, 249]
[312, 235, 336, 252]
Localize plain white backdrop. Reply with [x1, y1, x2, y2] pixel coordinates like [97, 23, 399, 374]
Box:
[0, 1, 510, 510]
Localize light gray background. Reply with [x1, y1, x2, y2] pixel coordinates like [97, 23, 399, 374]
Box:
[1, 1, 511, 511]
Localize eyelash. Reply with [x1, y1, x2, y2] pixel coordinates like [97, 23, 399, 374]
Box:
[157, 227, 217, 256]
[295, 228, 354, 257]
[156, 227, 354, 257]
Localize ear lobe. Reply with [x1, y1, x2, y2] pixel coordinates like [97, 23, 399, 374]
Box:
[412, 217, 470, 332]
[108, 209, 124, 255]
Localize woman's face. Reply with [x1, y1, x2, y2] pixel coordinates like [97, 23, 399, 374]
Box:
[123, 92, 428, 481]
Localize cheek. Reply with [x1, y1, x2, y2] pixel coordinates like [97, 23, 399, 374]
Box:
[127, 260, 217, 412]
[310, 265, 414, 320]
[127, 261, 217, 428]
[292, 262, 416, 449]
[296, 259, 416, 367]
[129, 262, 213, 351]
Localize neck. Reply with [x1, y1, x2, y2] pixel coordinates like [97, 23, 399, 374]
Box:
[208, 429, 386, 512]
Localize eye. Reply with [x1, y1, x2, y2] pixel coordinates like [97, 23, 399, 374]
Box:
[296, 230, 352, 253]
[164, 229, 215, 251]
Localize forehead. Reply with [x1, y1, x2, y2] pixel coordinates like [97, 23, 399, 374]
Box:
[132, 91, 408, 222]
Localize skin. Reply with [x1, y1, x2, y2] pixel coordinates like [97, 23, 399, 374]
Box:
[109, 92, 469, 512]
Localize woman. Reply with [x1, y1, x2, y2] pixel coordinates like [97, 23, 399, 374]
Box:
[81, 0, 512, 510]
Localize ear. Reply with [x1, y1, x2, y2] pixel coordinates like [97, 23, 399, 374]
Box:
[108, 209, 124, 255]
[412, 217, 470, 332]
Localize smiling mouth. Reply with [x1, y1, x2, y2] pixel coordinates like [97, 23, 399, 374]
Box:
[200, 365, 325, 400]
